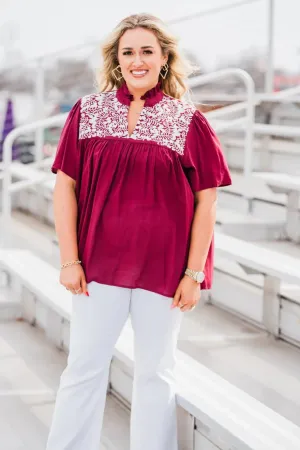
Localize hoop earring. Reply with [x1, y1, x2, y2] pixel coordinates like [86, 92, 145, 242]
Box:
[112, 65, 123, 81]
[160, 62, 169, 79]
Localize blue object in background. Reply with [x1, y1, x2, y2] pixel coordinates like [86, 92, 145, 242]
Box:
[59, 103, 72, 113]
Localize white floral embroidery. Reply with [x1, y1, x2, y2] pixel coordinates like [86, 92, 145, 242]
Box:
[79, 91, 195, 155]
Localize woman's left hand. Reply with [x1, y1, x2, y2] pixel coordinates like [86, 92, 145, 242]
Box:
[171, 275, 201, 312]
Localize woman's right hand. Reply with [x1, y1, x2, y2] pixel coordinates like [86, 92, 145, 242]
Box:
[60, 264, 89, 296]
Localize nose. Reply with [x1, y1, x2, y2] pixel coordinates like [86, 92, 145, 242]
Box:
[132, 54, 144, 67]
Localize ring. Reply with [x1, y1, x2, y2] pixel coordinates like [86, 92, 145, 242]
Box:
[75, 289, 81, 294]
[190, 305, 196, 311]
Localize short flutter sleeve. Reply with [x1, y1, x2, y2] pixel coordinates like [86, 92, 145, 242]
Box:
[51, 99, 81, 181]
[181, 110, 232, 193]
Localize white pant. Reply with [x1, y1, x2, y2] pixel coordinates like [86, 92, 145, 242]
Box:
[46, 282, 183, 450]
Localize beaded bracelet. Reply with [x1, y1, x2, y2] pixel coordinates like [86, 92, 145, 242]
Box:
[60, 260, 81, 270]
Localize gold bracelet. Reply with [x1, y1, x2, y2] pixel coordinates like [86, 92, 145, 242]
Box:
[60, 260, 81, 269]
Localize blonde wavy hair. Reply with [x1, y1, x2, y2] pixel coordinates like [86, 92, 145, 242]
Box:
[97, 13, 194, 99]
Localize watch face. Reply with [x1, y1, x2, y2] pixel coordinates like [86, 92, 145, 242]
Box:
[196, 272, 205, 283]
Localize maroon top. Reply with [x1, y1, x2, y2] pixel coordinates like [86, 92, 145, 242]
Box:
[51, 82, 232, 297]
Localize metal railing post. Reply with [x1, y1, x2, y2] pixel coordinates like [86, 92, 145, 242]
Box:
[189, 68, 255, 179]
[265, 0, 275, 93]
[35, 57, 45, 164]
[1, 113, 67, 223]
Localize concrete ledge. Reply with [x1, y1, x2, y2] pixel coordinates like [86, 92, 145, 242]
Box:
[214, 233, 300, 340]
[216, 207, 285, 241]
[113, 321, 300, 450]
[0, 166, 292, 230]
[0, 287, 21, 321]
[0, 249, 71, 349]
[221, 136, 300, 175]
[218, 172, 290, 222]
[1, 248, 300, 449]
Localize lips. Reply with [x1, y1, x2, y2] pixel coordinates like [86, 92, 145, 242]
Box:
[131, 70, 148, 77]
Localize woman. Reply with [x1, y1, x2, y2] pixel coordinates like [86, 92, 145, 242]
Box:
[46, 13, 232, 450]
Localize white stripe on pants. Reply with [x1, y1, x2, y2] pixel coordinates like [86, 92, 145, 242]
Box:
[46, 282, 183, 450]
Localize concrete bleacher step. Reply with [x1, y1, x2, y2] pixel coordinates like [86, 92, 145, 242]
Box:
[0, 211, 59, 268]
[0, 319, 130, 450]
[1, 248, 300, 449]
[213, 233, 300, 347]
[4, 213, 300, 422]
[11, 202, 285, 243]
[218, 171, 289, 221]
[0, 163, 294, 240]
[216, 207, 285, 240]
[0, 285, 22, 321]
[212, 256, 300, 344]
[3, 209, 300, 345]
[14, 178, 56, 226]
[0, 160, 56, 222]
[5, 174, 288, 242]
[220, 136, 300, 175]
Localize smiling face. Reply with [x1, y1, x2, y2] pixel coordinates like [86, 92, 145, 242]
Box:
[117, 27, 168, 96]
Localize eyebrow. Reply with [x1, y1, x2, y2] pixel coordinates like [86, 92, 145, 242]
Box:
[121, 46, 154, 50]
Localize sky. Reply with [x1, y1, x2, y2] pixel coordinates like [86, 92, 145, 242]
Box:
[0, 0, 300, 72]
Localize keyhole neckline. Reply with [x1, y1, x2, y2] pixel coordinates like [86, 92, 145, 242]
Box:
[126, 104, 144, 138]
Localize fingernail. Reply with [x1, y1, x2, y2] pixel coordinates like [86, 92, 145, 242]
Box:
[85, 292, 89, 296]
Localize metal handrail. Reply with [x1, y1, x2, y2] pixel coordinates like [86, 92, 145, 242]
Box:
[189, 68, 255, 180]
[258, 84, 300, 102]
[204, 102, 250, 119]
[214, 117, 248, 134]
[2, 113, 67, 220]
[198, 84, 300, 106]
[215, 121, 300, 138]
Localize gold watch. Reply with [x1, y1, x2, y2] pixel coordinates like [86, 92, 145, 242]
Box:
[185, 268, 205, 283]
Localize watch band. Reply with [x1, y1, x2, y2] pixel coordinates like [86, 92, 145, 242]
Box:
[185, 268, 205, 283]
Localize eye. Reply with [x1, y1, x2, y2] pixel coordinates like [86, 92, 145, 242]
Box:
[143, 50, 153, 54]
[123, 51, 132, 56]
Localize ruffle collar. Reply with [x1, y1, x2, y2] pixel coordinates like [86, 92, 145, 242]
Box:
[116, 81, 163, 107]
